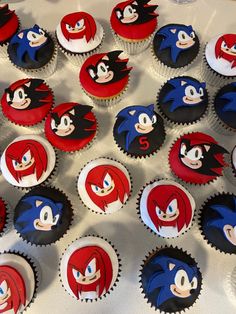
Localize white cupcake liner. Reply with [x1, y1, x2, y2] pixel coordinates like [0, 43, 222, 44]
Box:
[224, 151, 236, 186]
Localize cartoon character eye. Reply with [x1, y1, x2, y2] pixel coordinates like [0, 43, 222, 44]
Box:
[186, 146, 203, 161]
[65, 24, 73, 31]
[91, 184, 102, 194]
[58, 116, 71, 130]
[116, 10, 122, 19]
[180, 143, 187, 156]
[175, 269, 190, 290]
[38, 28, 45, 36]
[156, 205, 163, 218]
[88, 68, 96, 79]
[178, 31, 191, 42]
[72, 268, 80, 280]
[103, 173, 112, 188]
[85, 258, 96, 276]
[97, 62, 109, 77]
[190, 31, 195, 39]
[185, 85, 198, 98]
[40, 206, 54, 224]
[11, 87, 26, 103]
[190, 277, 198, 289]
[75, 19, 85, 30]
[12, 160, 19, 169]
[221, 41, 228, 49]
[51, 119, 57, 130]
[27, 31, 41, 42]
[166, 199, 178, 215]
[138, 113, 152, 126]
[199, 87, 204, 96]
[0, 280, 8, 296]
[21, 150, 32, 164]
[152, 115, 157, 124]
[123, 5, 136, 18]
[230, 45, 236, 53]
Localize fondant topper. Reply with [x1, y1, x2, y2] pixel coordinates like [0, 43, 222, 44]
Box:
[215, 34, 236, 69]
[0, 4, 19, 43]
[220, 82, 236, 112]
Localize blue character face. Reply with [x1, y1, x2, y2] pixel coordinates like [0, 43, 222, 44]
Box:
[116, 104, 157, 150]
[10, 24, 48, 62]
[147, 255, 199, 307]
[207, 196, 236, 246]
[220, 83, 236, 112]
[163, 78, 206, 112]
[16, 195, 63, 233]
[158, 25, 196, 63]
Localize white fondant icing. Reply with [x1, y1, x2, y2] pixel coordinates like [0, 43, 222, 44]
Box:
[56, 21, 104, 53]
[140, 180, 195, 238]
[77, 158, 131, 214]
[205, 35, 236, 77]
[60, 236, 119, 300]
[0, 253, 35, 314]
[232, 146, 236, 171]
[0, 134, 56, 188]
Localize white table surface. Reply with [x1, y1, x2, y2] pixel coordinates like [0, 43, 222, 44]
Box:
[0, 0, 236, 313]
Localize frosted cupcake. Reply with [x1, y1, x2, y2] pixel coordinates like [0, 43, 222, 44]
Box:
[56, 11, 104, 66]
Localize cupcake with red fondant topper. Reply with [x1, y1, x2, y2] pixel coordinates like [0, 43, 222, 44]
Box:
[0, 198, 9, 237]
[168, 132, 229, 185]
[45, 102, 97, 152]
[0, 4, 20, 58]
[1, 78, 54, 128]
[79, 50, 132, 106]
[110, 0, 158, 55]
[56, 11, 104, 66]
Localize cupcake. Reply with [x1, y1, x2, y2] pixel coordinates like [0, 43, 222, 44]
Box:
[152, 23, 200, 77]
[1, 78, 54, 127]
[77, 158, 132, 214]
[140, 246, 202, 313]
[0, 4, 20, 58]
[113, 104, 166, 158]
[0, 134, 56, 189]
[56, 11, 104, 66]
[138, 179, 195, 238]
[226, 145, 236, 185]
[44, 102, 97, 152]
[157, 76, 208, 125]
[79, 50, 132, 106]
[60, 236, 120, 301]
[0, 251, 38, 313]
[110, 0, 158, 55]
[14, 186, 73, 246]
[202, 33, 236, 86]
[0, 198, 8, 236]
[208, 82, 236, 134]
[7, 24, 58, 78]
[199, 193, 236, 254]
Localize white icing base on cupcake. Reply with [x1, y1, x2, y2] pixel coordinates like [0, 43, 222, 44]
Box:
[56, 22, 104, 53]
[232, 146, 236, 173]
[205, 35, 236, 77]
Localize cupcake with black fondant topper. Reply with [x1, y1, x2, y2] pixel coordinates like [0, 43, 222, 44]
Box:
[7, 24, 58, 78]
[14, 186, 73, 246]
[202, 33, 236, 86]
[152, 23, 200, 77]
[110, 0, 158, 55]
[157, 76, 208, 125]
[168, 132, 228, 185]
[0, 197, 9, 237]
[140, 246, 202, 313]
[60, 236, 121, 301]
[199, 193, 236, 254]
[113, 104, 166, 158]
[138, 179, 195, 238]
[225, 145, 236, 186]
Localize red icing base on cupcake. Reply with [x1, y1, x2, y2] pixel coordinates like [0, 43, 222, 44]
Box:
[0, 198, 6, 233]
[0, 5, 19, 44]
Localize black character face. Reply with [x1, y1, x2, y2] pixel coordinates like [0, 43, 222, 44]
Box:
[180, 142, 206, 170]
[87, 58, 114, 84]
[116, 2, 139, 24]
[51, 109, 75, 137]
[6, 85, 31, 110]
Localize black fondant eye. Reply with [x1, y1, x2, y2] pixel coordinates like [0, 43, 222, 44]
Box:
[181, 276, 185, 286]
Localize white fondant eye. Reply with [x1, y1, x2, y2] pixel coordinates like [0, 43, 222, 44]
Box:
[85, 258, 96, 276]
[52, 214, 60, 225]
[138, 113, 152, 126]
[21, 150, 31, 164]
[91, 184, 102, 194]
[40, 206, 54, 224]
[88, 68, 96, 79]
[58, 116, 71, 130]
[38, 28, 45, 36]
[0, 280, 8, 297]
[123, 5, 135, 18]
[66, 24, 73, 31]
[186, 146, 203, 161]
[190, 31, 195, 39]
[12, 160, 19, 170]
[72, 268, 80, 280]
[230, 45, 236, 53]
[180, 143, 187, 156]
[156, 205, 163, 218]
[27, 31, 41, 42]
[97, 62, 108, 77]
[103, 173, 112, 188]
[190, 277, 198, 289]
[76, 19, 85, 30]
[199, 87, 204, 96]
[12, 88, 26, 103]
[175, 269, 191, 290]
[51, 119, 56, 130]
[166, 199, 178, 215]
[152, 115, 157, 124]
[185, 85, 199, 98]
[221, 41, 227, 49]
[178, 31, 191, 42]
[116, 10, 122, 19]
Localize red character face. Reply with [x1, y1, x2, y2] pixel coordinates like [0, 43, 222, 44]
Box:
[0, 4, 19, 43]
[5, 139, 48, 183]
[0, 199, 6, 233]
[67, 246, 113, 299]
[85, 164, 131, 212]
[146, 184, 193, 232]
[61, 12, 97, 42]
[0, 265, 26, 313]
[215, 34, 236, 68]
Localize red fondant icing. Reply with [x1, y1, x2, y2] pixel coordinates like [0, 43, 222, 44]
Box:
[0, 199, 6, 233]
[215, 34, 236, 68]
[0, 5, 19, 43]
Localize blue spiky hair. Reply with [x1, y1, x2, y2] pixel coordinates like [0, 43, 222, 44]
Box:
[163, 77, 206, 112]
[147, 255, 198, 307]
[116, 104, 156, 150]
[220, 83, 236, 112]
[158, 25, 195, 63]
[15, 195, 63, 234]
